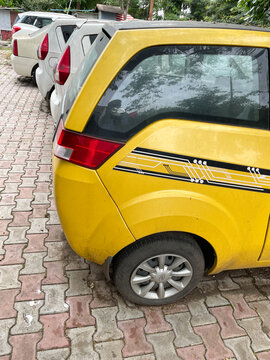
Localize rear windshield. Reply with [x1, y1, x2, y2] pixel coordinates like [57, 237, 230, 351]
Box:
[62, 30, 110, 122]
[84, 45, 269, 141]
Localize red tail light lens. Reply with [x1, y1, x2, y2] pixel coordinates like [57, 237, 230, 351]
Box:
[12, 25, 21, 35]
[37, 34, 49, 60]
[13, 40, 18, 56]
[55, 46, 70, 85]
[54, 121, 123, 169]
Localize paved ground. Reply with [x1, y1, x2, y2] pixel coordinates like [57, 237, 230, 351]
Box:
[2, 49, 270, 360]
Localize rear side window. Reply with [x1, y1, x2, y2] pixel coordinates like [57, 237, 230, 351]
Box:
[84, 45, 269, 141]
[82, 34, 98, 55]
[21, 15, 37, 25]
[61, 25, 76, 43]
[35, 17, 52, 29]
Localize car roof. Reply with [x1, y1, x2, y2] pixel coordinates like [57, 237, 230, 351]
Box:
[19, 11, 74, 18]
[103, 20, 270, 37]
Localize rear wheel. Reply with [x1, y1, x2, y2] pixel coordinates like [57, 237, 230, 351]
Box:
[113, 233, 205, 305]
[31, 65, 38, 86]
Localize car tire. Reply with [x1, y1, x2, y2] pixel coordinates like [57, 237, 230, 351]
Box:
[113, 232, 205, 305]
[32, 65, 38, 86]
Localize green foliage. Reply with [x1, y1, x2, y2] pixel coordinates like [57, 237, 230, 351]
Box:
[238, 0, 270, 25]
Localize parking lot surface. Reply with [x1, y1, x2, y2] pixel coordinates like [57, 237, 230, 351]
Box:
[2, 49, 270, 360]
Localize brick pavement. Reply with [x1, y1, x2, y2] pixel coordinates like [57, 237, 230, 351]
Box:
[2, 49, 270, 359]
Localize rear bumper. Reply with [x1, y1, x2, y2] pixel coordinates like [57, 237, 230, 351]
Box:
[36, 66, 54, 99]
[11, 55, 37, 77]
[53, 156, 135, 264]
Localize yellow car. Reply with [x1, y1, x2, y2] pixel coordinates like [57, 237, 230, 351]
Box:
[53, 21, 270, 305]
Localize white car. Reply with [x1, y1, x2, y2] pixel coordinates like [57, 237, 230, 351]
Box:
[36, 18, 85, 101]
[11, 25, 49, 83]
[12, 11, 75, 37]
[50, 20, 105, 123]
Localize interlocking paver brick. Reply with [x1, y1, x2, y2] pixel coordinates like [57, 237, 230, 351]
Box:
[42, 261, 68, 284]
[9, 212, 30, 227]
[0, 205, 14, 220]
[198, 280, 229, 307]
[45, 225, 65, 242]
[27, 218, 48, 234]
[210, 306, 246, 339]
[66, 295, 95, 328]
[20, 252, 46, 275]
[188, 297, 216, 326]
[40, 284, 69, 314]
[19, 178, 36, 188]
[93, 307, 123, 342]
[5, 227, 28, 244]
[250, 301, 270, 335]
[11, 300, 43, 334]
[0, 244, 25, 265]
[13, 199, 32, 212]
[44, 242, 68, 262]
[257, 351, 270, 360]
[217, 272, 240, 291]
[165, 312, 202, 347]
[142, 307, 172, 333]
[0, 318, 16, 356]
[224, 336, 257, 360]
[222, 291, 257, 319]
[176, 344, 206, 360]
[0, 194, 16, 205]
[89, 262, 104, 281]
[66, 270, 91, 296]
[16, 274, 44, 301]
[2, 183, 20, 194]
[46, 211, 60, 225]
[233, 278, 260, 298]
[24, 234, 47, 253]
[0, 264, 22, 289]
[118, 318, 152, 357]
[95, 339, 124, 360]
[0, 220, 12, 236]
[147, 331, 178, 360]
[194, 323, 234, 359]
[114, 293, 144, 321]
[238, 317, 270, 352]
[37, 348, 70, 360]
[0, 289, 19, 319]
[16, 188, 34, 199]
[38, 313, 70, 350]
[90, 280, 115, 308]
[67, 326, 99, 360]
[30, 205, 48, 219]
[32, 193, 50, 205]
[9, 333, 42, 360]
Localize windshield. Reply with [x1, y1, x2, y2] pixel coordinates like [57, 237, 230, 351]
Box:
[62, 30, 110, 123]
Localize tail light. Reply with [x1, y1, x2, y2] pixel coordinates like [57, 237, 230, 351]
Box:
[54, 120, 123, 169]
[37, 34, 49, 60]
[12, 25, 21, 35]
[13, 40, 18, 56]
[55, 46, 70, 85]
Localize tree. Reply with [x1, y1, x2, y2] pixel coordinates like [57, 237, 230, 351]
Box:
[238, 0, 270, 25]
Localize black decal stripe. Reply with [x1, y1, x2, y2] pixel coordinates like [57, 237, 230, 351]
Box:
[114, 165, 270, 193]
[133, 147, 270, 176]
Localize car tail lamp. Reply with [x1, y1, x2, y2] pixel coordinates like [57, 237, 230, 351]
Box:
[13, 40, 18, 56]
[12, 26, 21, 35]
[37, 34, 49, 60]
[55, 46, 70, 85]
[54, 120, 123, 169]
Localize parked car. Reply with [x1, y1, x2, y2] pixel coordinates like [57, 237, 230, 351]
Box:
[12, 11, 75, 37]
[36, 18, 85, 101]
[11, 25, 49, 83]
[50, 20, 104, 123]
[53, 21, 270, 305]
